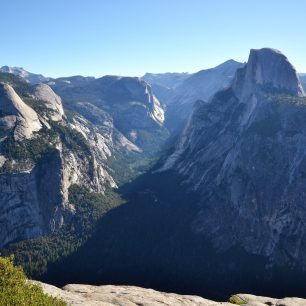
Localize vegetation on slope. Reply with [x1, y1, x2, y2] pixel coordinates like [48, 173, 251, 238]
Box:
[2, 185, 123, 279]
[229, 295, 247, 304]
[0, 256, 66, 306]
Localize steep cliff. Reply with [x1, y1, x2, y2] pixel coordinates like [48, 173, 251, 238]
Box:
[0, 83, 42, 140]
[0, 76, 117, 247]
[161, 48, 306, 267]
[48, 75, 166, 149]
[31, 83, 64, 121]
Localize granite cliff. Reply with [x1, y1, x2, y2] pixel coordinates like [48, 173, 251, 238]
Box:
[144, 60, 244, 132]
[161, 48, 306, 267]
[0, 73, 161, 248]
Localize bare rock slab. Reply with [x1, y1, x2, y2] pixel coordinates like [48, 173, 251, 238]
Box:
[33, 282, 306, 306]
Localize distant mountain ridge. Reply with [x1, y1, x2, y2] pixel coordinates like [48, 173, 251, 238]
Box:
[164, 60, 244, 131]
[142, 72, 190, 89]
[0, 66, 51, 84]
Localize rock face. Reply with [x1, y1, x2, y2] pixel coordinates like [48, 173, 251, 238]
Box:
[168, 60, 245, 105]
[34, 282, 306, 306]
[0, 76, 120, 247]
[31, 84, 64, 121]
[152, 60, 244, 131]
[161, 48, 306, 267]
[71, 102, 141, 154]
[235, 48, 305, 97]
[49, 75, 167, 151]
[99, 76, 164, 129]
[0, 150, 68, 247]
[142, 72, 190, 103]
[2, 67, 166, 144]
[0, 69, 167, 248]
[0, 83, 42, 140]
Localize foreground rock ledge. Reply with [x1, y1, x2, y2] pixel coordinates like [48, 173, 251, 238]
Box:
[32, 281, 306, 306]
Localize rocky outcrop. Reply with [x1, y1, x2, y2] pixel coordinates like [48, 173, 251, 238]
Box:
[31, 83, 64, 121]
[0, 79, 120, 247]
[49, 75, 167, 151]
[0, 83, 42, 140]
[235, 48, 305, 98]
[91, 76, 165, 132]
[49, 75, 165, 129]
[64, 114, 117, 191]
[161, 48, 306, 268]
[0, 150, 69, 247]
[0, 67, 165, 248]
[34, 282, 306, 306]
[72, 102, 141, 153]
[228, 294, 306, 306]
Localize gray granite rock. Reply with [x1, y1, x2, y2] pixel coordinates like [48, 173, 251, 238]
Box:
[0, 83, 42, 140]
[33, 282, 306, 306]
[0, 150, 68, 247]
[31, 83, 64, 121]
[158, 60, 244, 131]
[34, 282, 231, 305]
[160, 48, 306, 268]
[236, 48, 305, 98]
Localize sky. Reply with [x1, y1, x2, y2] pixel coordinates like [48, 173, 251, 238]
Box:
[0, 0, 305, 78]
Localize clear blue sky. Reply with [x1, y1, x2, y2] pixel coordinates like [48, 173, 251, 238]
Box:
[1, 0, 305, 77]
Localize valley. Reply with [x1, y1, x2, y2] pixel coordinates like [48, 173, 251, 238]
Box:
[1, 48, 306, 302]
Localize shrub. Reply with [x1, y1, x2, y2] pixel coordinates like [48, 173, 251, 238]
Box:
[0, 256, 66, 306]
[229, 295, 247, 304]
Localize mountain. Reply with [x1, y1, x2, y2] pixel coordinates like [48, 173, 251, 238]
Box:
[42, 48, 306, 300]
[4, 62, 243, 134]
[48, 75, 167, 154]
[300, 73, 306, 92]
[0, 66, 51, 84]
[0, 69, 169, 249]
[0, 69, 171, 284]
[141, 72, 190, 103]
[142, 72, 190, 89]
[168, 60, 244, 104]
[0, 83, 42, 140]
[153, 60, 244, 132]
[1, 49, 306, 301]
[162, 48, 306, 263]
[0, 72, 124, 248]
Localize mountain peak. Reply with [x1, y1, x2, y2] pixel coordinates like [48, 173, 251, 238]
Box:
[0, 82, 42, 139]
[236, 48, 305, 97]
[0, 66, 50, 84]
[31, 83, 64, 121]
